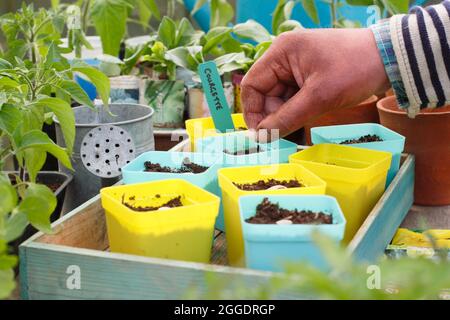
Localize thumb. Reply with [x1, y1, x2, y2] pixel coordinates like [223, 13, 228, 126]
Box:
[257, 81, 333, 137]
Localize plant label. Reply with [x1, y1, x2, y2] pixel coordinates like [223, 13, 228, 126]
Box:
[198, 61, 235, 133]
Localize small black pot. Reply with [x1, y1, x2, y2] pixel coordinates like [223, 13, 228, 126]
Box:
[8, 171, 73, 246]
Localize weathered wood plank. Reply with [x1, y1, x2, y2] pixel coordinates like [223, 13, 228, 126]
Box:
[21, 242, 297, 300]
[36, 195, 108, 251]
[348, 155, 415, 262]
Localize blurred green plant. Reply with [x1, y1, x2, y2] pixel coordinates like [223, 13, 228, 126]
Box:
[187, 232, 450, 300]
[0, 3, 66, 64]
[0, 6, 110, 297]
[329, 0, 419, 28]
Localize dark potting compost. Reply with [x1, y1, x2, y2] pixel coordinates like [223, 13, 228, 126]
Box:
[121, 195, 183, 212]
[339, 134, 383, 144]
[246, 197, 333, 225]
[234, 179, 303, 191]
[223, 145, 263, 155]
[143, 159, 208, 174]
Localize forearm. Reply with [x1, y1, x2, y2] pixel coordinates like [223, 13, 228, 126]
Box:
[370, 1, 450, 117]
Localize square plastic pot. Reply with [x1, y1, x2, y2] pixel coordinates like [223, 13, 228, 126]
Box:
[311, 123, 405, 186]
[195, 131, 298, 168]
[121, 151, 225, 231]
[239, 195, 346, 272]
[185, 113, 247, 151]
[217, 163, 326, 267]
[289, 144, 391, 243]
[100, 179, 220, 263]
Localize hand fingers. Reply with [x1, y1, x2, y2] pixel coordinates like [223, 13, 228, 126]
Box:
[257, 80, 333, 137]
[241, 45, 295, 129]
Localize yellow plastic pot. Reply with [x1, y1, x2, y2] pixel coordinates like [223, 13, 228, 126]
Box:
[289, 144, 391, 243]
[100, 179, 220, 263]
[217, 163, 327, 267]
[185, 113, 247, 151]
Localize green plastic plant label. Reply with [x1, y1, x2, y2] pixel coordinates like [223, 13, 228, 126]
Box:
[198, 61, 235, 133]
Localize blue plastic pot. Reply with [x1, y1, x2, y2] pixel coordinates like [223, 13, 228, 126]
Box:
[239, 195, 346, 272]
[121, 151, 225, 230]
[195, 131, 298, 168]
[311, 123, 405, 186]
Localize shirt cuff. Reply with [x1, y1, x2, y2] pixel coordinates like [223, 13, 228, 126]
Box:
[370, 20, 409, 109]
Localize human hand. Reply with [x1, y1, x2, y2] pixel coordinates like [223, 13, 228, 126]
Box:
[241, 28, 390, 138]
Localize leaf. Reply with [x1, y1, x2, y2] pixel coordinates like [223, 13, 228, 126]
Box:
[210, 0, 234, 28]
[72, 65, 110, 106]
[28, 97, 75, 154]
[0, 254, 17, 269]
[5, 212, 28, 242]
[176, 18, 203, 47]
[91, 0, 131, 56]
[382, 0, 409, 14]
[0, 175, 17, 217]
[346, 0, 374, 5]
[15, 183, 56, 233]
[0, 58, 13, 69]
[24, 148, 47, 182]
[233, 20, 273, 43]
[0, 268, 15, 299]
[272, 0, 287, 34]
[50, 0, 60, 9]
[0, 104, 22, 136]
[57, 80, 95, 109]
[192, 0, 208, 14]
[277, 20, 303, 35]
[97, 54, 125, 65]
[202, 27, 232, 54]
[142, 0, 160, 20]
[17, 130, 72, 170]
[301, 0, 319, 25]
[158, 16, 177, 49]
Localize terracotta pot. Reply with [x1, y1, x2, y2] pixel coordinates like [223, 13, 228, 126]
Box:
[304, 95, 379, 145]
[377, 96, 450, 205]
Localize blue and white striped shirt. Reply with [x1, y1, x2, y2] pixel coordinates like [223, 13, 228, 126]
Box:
[371, 1, 450, 117]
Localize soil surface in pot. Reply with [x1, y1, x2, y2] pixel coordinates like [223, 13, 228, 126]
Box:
[339, 134, 383, 144]
[121, 195, 183, 212]
[224, 145, 263, 155]
[246, 197, 333, 225]
[234, 179, 303, 191]
[144, 159, 208, 174]
[8, 174, 61, 193]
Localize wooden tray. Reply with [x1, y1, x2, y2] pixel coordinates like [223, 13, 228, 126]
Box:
[19, 143, 415, 299]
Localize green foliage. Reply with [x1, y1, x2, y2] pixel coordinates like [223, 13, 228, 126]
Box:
[328, 0, 411, 27]
[192, 0, 234, 28]
[0, 3, 66, 63]
[189, 232, 450, 300]
[0, 4, 111, 298]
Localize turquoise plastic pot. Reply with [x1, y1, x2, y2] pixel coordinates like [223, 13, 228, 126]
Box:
[195, 131, 298, 168]
[239, 195, 346, 272]
[311, 123, 405, 186]
[121, 151, 225, 230]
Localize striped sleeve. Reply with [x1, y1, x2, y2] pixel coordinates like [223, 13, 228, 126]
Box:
[389, 1, 450, 117]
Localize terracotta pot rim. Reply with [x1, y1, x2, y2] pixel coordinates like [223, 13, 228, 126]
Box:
[344, 95, 378, 109]
[378, 96, 450, 116]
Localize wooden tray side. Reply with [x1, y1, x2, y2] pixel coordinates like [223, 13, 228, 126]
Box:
[348, 155, 415, 262]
